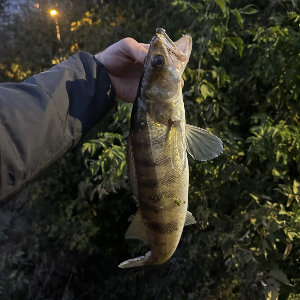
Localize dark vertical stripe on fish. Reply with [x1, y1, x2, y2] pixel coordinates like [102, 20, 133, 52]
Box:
[147, 221, 178, 234]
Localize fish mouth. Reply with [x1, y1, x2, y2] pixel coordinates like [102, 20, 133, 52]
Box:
[142, 28, 192, 86]
[155, 28, 192, 60]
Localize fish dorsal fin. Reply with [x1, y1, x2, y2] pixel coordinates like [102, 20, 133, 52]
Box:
[185, 210, 197, 226]
[165, 120, 185, 169]
[126, 134, 138, 199]
[185, 124, 223, 161]
[125, 209, 148, 243]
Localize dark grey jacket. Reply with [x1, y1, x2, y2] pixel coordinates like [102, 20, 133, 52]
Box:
[0, 52, 116, 205]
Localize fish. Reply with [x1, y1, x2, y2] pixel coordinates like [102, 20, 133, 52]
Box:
[118, 28, 223, 268]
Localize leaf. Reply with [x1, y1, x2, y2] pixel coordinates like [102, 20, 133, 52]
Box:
[269, 270, 290, 285]
[200, 83, 215, 99]
[225, 37, 244, 57]
[215, 0, 226, 13]
[293, 180, 300, 195]
[232, 8, 243, 29]
[90, 143, 97, 156]
[213, 103, 219, 117]
[189, 3, 199, 12]
[272, 167, 282, 177]
[287, 194, 294, 207]
[263, 239, 271, 250]
[263, 278, 279, 300]
[212, 67, 230, 87]
[285, 68, 295, 86]
[239, 4, 258, 15]
[91, 162, 100, 176]
[283, 244, 292, 260]
[14, 250, 24, 258]
[200, 84, 209, 99]
[220, 105, 231, 115]
[82, 143, 89, 154]
[249, 193, 260, 204]
[245, 136, 255, 143]
[115, 160, 127, 179]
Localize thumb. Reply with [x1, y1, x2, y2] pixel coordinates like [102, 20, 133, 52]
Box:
[135, 44, 149, 64]
[122, 38, 149, 64]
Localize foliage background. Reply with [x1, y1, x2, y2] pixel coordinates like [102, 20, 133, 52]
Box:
[1, 0, 300, 299]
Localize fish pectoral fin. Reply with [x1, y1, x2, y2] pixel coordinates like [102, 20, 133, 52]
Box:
[165, 120, 185, 168]
[125, 209, 148, 243]
[185, 124, 223, 161]
[184, 211, 197, 226]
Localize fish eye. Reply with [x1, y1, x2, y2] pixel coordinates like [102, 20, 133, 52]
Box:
[151, 54, 165, 69]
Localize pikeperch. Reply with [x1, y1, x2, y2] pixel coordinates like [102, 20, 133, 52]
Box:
[119, 28, 223, 268]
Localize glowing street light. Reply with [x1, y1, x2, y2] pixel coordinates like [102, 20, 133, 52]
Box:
[50, 9, 58, 16]
[49, 9, 61, 41]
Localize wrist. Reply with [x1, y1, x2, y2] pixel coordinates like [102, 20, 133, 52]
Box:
[95, 52, 115, 90]
[95, 52, 103, 64]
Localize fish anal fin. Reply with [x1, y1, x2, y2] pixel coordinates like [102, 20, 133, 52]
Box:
[184, 210, 196, 226]
[125, 209, 148, 243]
[185, 124, 223, 161]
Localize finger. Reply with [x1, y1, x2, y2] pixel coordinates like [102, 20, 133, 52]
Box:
[181, 78, 184, 88]
[122, 38, 148, 64]
[140, 43, 150, 50]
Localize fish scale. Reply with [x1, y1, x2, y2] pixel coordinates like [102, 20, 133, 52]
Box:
[119, 28, 223, 268]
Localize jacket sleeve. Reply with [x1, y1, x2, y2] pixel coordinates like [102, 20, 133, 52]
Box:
[0, 51, 116, 205]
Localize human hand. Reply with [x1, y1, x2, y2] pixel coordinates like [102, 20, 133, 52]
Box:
[95, 38, 149, 103]
[95, 38, 185, 103]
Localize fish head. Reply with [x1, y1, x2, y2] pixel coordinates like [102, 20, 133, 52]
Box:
[141, 28, 192, 101]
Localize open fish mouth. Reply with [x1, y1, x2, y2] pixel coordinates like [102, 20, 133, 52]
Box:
[155, 28, 192, 62]
[151, 28, 192, 74]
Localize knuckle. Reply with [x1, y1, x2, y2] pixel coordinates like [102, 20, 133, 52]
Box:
[121, 37, 136, 47]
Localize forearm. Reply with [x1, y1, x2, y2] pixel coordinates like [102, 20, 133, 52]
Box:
[0, 52, 115, 205]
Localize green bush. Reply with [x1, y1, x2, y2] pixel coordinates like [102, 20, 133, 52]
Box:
[1, 0, 300, 299]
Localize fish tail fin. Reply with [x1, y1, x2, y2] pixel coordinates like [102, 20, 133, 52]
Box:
[118, 251, 152, 268]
